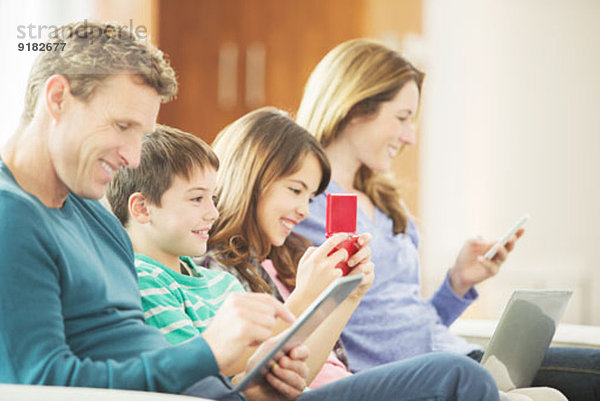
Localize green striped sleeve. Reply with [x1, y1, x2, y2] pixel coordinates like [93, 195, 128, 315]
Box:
[135, 254, 245, 345]
[135, 259, 201, 344]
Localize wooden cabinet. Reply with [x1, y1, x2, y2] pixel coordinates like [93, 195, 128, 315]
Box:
[157, 0, 365, 142]
[156, 0, 422, 215]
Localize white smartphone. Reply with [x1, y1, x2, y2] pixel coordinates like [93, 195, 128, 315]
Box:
[483, 213, 530, 260]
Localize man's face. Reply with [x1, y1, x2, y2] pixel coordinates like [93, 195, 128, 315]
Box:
[49, 73, 161, 200]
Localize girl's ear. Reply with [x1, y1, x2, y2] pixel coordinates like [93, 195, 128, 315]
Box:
[128, 192, 152, 224]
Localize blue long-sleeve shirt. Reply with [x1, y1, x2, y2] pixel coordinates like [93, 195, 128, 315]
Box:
[0, 161, 218, 392]
[294, 181, 480, 372]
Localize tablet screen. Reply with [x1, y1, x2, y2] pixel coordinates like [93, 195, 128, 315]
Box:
[234, 274, 363, 391]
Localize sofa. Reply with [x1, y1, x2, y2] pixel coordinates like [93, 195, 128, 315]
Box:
[0, 384, 212, 400]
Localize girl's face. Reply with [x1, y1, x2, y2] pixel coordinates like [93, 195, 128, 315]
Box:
[256, 154, 322, 247]
[342, 80, 420, 173]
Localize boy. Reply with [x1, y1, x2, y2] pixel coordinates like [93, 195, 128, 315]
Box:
[106, 125, 245, 346]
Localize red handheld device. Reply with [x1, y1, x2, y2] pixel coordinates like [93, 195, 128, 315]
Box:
[326, 193, 360, 275]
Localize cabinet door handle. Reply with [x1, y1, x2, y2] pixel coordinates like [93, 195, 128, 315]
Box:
[218, 42, 238, 110]
[245, 42, 266, 108]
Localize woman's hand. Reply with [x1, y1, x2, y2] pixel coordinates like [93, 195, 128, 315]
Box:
[449, 228, 525, 297]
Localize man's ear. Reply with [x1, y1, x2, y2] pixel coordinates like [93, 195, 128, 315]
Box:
[44, 74, 71, 122]
[128, 192, 152, 224]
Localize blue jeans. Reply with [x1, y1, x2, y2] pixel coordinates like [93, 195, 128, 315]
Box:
[469, 346, 600, 401]
[184, 352, 499, 401]
[532, 347, 600, 401]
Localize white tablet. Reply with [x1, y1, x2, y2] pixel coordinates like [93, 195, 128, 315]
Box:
[234, 274, 363, 391]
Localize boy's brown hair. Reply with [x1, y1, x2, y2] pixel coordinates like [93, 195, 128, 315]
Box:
[106, 125, 219, 226]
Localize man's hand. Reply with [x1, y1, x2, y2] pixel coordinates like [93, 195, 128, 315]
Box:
[241, 334, 309, 401]
[202, 293, 295, 373]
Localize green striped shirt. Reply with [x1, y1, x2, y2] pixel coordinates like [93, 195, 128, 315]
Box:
[135, 253, 244, 345]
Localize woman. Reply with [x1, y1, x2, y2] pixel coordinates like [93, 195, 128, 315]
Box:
[293, 38, 598, 401]
[199, 106, 500, 400]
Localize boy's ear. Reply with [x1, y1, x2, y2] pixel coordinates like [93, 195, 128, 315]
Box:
[128, 192, 151, 224]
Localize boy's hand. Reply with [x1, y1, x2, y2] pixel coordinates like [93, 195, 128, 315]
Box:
[202, 293, 295, 373]
[242, 334, 309, 401]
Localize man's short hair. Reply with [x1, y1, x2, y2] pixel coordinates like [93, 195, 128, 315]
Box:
[106, 125, 219, 226]
[22, 20, 178, 123]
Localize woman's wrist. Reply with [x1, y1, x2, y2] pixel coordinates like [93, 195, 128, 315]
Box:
[448, 267, 471, 297]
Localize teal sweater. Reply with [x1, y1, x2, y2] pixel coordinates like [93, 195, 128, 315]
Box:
[0, 161, 218, 392]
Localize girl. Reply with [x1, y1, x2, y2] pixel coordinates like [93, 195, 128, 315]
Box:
[200, 106, 500, 400]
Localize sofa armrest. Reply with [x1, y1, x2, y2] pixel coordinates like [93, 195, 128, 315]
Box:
[450, 319, 600, 348]
[0, 384, 215, 401]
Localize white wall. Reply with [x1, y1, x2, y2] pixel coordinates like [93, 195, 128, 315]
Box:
[420, 0, 600, 324]
[0, 0, 154, 147]
[0, 0, 96, 146]
[2, 0, 598, 325]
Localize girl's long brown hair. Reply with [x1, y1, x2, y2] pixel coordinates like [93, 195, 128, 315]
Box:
[209, 107, 330, 293]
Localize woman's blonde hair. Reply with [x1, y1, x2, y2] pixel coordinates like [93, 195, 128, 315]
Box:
[209, 107, 330, 292]
[297, 39, 424, 234]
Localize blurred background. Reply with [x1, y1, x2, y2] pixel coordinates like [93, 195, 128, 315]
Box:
[1, 0, 599, 325]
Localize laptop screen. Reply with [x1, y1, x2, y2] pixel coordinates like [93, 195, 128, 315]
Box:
[481, 290, 572, 390]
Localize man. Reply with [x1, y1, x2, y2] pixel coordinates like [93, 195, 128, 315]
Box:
[0, 21, 307, 400]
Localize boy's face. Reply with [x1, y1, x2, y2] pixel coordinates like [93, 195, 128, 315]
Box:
[147, 167, 219, 258]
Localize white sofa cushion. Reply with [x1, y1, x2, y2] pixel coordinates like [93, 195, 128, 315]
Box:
[0, 384, 214, 401]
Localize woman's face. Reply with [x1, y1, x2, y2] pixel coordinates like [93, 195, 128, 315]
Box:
[256, 154, 322, 247]
[342, 80, 420, 173]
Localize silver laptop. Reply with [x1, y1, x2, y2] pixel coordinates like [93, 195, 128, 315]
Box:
[480, 290, 572, 391]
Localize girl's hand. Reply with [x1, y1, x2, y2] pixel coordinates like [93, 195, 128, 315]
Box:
[293, 232, 374, 304]
[346, 233, 373, 270]
[449, 228, 525, 297]
[293, 233, 349, 301]
[345, 233, 375, 300]
[242, 336, 309, 401]
[346, 259, 375, 301]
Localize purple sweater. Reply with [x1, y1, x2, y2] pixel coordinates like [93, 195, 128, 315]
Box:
[294, 181, 480, 372]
